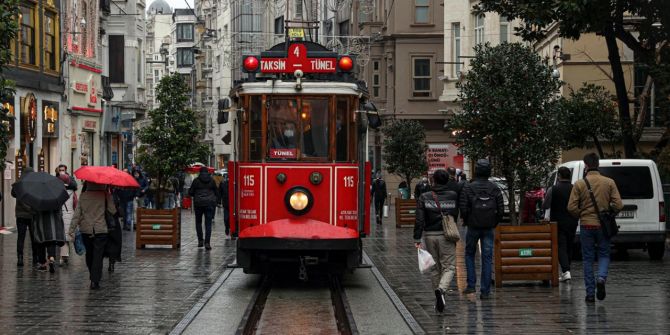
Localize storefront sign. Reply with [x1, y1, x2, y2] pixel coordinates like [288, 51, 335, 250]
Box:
[83, 120, 97, 130]
[43, 102, 59, 138]
[21, 94, 37, 143]
[73, 82, 88, 94]
[88, 80, 98, 107]
[426, 144, 463, 175]
[2, 101, 15, 136]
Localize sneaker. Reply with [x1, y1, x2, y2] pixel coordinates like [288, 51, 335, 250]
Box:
[559, 271, 571, 282]
[596, 278, 606, 301]
[434, 289, 445, 313]
[197, 241, 204, 248]
[205, 243, 212, 250]
[585, 295, 595, 303]
[480, 293, 491, 300]
[463, 287, 476, 294]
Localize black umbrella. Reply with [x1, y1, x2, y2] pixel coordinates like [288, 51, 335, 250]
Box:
[14, 172, 69, 211]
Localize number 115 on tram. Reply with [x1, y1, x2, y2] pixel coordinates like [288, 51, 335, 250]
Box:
[220, 40, 381, 275]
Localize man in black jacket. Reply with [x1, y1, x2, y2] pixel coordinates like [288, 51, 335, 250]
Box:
[188, 167, 220, 250]
[12, 167, 37, 267]
[543, 166, 578, 282]
[370, 171, 387, 224]
[459, 159, 504, 299]
[414, 169, 459, 313]
[219, 173, 230, 237]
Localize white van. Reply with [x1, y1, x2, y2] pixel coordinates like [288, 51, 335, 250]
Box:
[555, 159, 666, 260]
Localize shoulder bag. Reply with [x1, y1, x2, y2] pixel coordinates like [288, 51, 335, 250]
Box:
[583, 177, 619, 238]
[432, 192, 460, 242]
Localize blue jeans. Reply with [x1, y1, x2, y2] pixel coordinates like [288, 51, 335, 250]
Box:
[194, 206, 214, 243]
[465, 227, 495, 295]
[580, 227, 610, 296]
[162, 194, 175, 209]
[124, 201, 134, 228]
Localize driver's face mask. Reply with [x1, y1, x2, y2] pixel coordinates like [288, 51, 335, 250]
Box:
[284, 129, 295, 137]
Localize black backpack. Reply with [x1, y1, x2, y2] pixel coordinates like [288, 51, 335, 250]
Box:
[469, 183, 498, 228]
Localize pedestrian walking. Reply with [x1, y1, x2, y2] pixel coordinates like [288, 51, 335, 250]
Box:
[459, 159, 504, 299]
[567, 153, 623, 302]
[11, 167, 38, 267]
[219, 172, 230, 237]
[414, 169, 459, 313]
[68, 182, 117, 290]
[188, 166, 220, 250]
[115, 186, 136, 231]
[134, 170, 148, 209]
[542, 166, 579, 282]
[446, 167, 464, 196]
[370, 171, 387, 224]
[32, 208, 66, 273]
[56, 164, 78, 191]
[58, 174, 77, 266]
[414, 176, 431, 200]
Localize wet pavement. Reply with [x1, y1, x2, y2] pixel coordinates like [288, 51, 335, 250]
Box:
[366, 203, 670, 334]
[1, 204, 669, 334]
[0, 208, 235, 334]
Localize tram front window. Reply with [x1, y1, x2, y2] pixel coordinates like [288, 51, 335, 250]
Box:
[267, 98, 329, 160]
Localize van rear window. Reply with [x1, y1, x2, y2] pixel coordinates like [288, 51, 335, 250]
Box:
[599, 166, 654, 199]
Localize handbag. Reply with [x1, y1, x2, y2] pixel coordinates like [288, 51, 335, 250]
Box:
[583, 177, 619, 238]
[74, 229, 86, 255]
[432, 192, 460, 242]
[104, 193, 117, 231]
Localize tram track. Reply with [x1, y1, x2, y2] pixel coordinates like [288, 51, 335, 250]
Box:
[237, 274, 357, 335]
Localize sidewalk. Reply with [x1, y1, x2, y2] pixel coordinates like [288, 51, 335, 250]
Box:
[364, 202, 670, 334]
[0, 208, 235, 334]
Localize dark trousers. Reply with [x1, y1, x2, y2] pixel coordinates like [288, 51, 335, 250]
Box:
[557, 224, 578, 273]
[16, 218, 38, 264]
[83, 234, 108, 284]
[223, 207, 230, 235]
[34, 243, 57, 264]
[194, 206, 214, 243]
[374, 198, 385, 223]
[465, 227, 495, 295]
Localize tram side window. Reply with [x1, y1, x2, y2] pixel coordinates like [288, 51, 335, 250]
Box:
[336, 98, 349, 162]
[301, 99, 329, 159]
[249, 96, 263, 161]
[267, 99, 300, 160]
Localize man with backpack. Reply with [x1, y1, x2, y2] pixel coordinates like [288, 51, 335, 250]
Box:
[459, 159, 504, 299]
[371, 171, 387, 225]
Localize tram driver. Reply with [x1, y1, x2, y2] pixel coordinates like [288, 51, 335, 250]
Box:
[270, 121, 297, 150]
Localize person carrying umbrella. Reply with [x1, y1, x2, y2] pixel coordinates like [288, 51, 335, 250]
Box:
[11, 167, 38, 268]
[68, 182, 117, 290]
[12, 169, 70, 273]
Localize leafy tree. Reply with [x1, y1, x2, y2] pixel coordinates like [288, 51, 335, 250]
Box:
[136, 74, 210, 205]
[0, 0, 18, 171]
[559, 83, 621, 158]
[382, 119, 428, 190]
[475, 0, 670, 158]
[448, 43, 562, 225]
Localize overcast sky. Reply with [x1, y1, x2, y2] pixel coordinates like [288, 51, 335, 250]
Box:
[155, 0, 194, 10]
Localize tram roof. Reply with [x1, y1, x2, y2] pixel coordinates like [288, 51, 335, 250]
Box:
[233, 80, 365, 96]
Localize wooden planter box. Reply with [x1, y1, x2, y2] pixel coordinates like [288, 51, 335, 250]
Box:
[395, 198, 416, 228]
[136, 208, 181, 249]
[494, 223, 559, 287]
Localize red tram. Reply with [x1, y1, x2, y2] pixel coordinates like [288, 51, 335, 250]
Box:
[224, 38, 381, 276]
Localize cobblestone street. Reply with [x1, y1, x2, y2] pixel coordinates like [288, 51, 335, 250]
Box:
[0, 209, 235, 334]
[365, 203, 670, 334]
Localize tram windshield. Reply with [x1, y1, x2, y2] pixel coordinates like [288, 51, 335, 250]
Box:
[267, 98, 330, 160]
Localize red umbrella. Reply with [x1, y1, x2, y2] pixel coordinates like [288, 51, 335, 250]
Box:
[74, 166, 140, 188]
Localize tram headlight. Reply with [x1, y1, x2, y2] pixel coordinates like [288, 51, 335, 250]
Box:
[285, 187, 314, 215]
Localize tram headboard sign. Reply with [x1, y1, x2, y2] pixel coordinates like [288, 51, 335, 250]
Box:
[242, 43, 353, 74]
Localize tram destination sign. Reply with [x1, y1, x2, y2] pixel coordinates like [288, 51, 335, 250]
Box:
[261, 44, 336, 73]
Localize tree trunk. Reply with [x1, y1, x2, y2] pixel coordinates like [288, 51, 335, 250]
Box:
[604, 28, 637, 158]
[593, 135, 605, 158]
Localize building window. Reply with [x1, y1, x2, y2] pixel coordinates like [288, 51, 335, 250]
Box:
[137, 39, 143, 83]
[452, 23, 461, 78]
[19, 4, 36, 66]
[412, 57, 431, 97]
[177, 23, 194, 42]
[499, 16, 509, 43]
[415, 0, 430, 24]
[109, 35, 125, 83]
[372, 60, 380, 97]
[339, 20, 349, 37]
[154, 69, 159, 78]
[275, 16, 284, 35]
[474, 14, 485, 45]
[216, 55, 220, 70]
[44, 11, 58, 71]
[177, 48, 193, 67]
